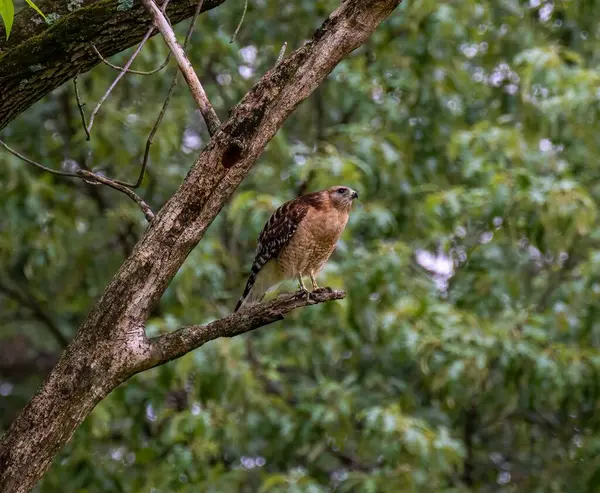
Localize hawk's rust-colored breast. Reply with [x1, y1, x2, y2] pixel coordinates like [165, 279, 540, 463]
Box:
[276, 205, 349, 277]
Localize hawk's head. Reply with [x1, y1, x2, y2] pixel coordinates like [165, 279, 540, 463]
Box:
[327, 186, 359, 211]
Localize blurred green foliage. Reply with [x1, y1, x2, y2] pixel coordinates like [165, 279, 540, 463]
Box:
[2, 0, 600, 491]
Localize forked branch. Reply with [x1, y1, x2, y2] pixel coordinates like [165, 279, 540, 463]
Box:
[141, 0, 221, 136]
[76, 171, 155, 222]
[86, 0, 173, 137]
[133, 0, 207, 189]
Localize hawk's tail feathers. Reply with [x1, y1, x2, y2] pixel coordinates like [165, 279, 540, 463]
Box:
[234, 264, 260, 312]
[234, 260, 282, 312]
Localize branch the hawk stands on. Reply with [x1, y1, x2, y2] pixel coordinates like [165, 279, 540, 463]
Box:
[0, 0, 401, 491]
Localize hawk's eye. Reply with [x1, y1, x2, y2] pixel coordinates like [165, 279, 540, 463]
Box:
[336, 188, 346, 194]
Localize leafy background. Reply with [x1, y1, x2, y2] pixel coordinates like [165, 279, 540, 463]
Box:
[2, 0, 600, 491]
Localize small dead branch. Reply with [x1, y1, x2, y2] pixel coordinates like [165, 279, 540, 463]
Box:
[72, 75, 91, 141]
[85, 30, 156, 136]
[76, 171, 155, 223]
[0, 140, 154, 223]
[141, 0, 221, 136]
[0, 140, 80, 178]
[91, 44, 171, 76]
[230, 0, 248, 44]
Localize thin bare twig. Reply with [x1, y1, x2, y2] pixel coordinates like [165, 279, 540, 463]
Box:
[0, 139, 80, 178]
[230, 0, 248, 44]
[134, 82, 177, 188]
[91, 44, 171, 76]
[86, 30, 155, 135]
[276, 42, 287, 65]
[183, 0, 205, 47]
[0, 140, 155, 222]
[141, 0, 221, 136]
[86, 0, 172, 136]
[131, 0, 206, 189]
[76, 170, 155, 222]
[72, 75, 91, 141]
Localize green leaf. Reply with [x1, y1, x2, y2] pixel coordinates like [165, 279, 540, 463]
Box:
[259, 474, 288, 492]
[24, 0, 46, 20]
[0, 0, 14, 39]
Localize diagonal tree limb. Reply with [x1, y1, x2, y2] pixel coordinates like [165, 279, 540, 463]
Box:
[0, 0, 228, 131]
[141, 0, 221, 136]
[144, 288, 345, 370]
[0, 1, 401, 490]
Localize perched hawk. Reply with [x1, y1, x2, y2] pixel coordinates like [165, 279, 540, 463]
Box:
[235, 186, 359, 312]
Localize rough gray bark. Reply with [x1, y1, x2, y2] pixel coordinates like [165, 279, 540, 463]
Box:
[0, 0, 401, 491]
[0, 0, 226, 130]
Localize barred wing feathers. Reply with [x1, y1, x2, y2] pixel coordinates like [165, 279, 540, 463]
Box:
[234, 193, 323, 312]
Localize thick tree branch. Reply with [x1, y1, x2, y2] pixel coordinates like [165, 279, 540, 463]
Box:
[0, 0, 227, 131]
[141, 0, 221, 136]
[0, 1, 401, 490]
[146, 288, 345, 370]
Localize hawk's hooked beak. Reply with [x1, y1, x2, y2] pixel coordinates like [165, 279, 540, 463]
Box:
[351, 190, 359, 199]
